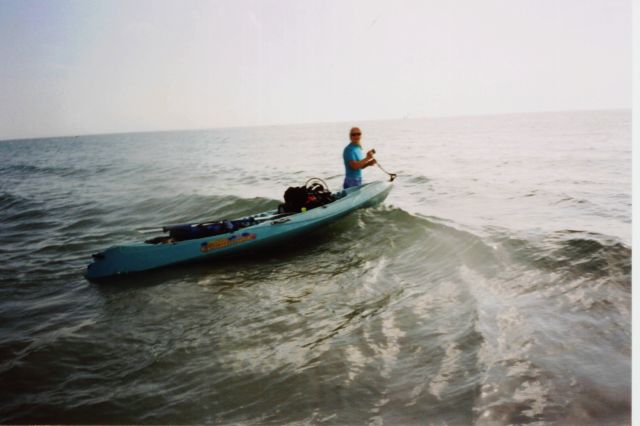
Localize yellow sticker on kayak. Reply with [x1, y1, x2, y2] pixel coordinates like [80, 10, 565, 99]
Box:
[200, 232, 257, 253]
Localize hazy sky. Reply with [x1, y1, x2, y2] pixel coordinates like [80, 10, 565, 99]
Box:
[0, 0, 631, 140]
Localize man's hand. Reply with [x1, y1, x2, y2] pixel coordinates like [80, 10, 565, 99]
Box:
[366, 149, 375, 159]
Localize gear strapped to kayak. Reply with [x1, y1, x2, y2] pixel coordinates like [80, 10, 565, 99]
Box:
[85, 179, 393, 280]
[146, 178, 336, 244]
[279, 178, 336, 214]
[146, 217, 257, 244]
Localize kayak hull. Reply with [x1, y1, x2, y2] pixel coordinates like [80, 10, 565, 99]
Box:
[85, 181, 392, 280]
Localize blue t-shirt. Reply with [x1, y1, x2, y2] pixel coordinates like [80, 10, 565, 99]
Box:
[343, 143, 364, 179]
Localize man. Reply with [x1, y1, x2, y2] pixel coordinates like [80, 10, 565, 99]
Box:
[343, 127, 376, 189]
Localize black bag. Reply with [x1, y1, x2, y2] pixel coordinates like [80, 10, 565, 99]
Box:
[281, 186, 309, 213]
[279, 184, 336, 213]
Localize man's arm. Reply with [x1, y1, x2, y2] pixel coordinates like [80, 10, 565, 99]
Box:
[348, 158, 376, 170]
[348, 150, 376, 170]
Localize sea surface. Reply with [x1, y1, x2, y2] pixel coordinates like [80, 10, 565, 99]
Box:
[0, 110, 631, 425]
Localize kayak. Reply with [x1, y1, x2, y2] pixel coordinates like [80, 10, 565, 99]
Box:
[85, 180, 393, 280]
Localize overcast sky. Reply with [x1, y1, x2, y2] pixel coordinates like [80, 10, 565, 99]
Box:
[0, 0, 631, 140]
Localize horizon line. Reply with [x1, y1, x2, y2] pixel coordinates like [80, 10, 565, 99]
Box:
[0, 107, 630, 143]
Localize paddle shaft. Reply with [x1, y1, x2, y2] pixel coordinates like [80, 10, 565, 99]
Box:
[375, 161, 393, 176]
[374, 160, 397, 182]
[369, 149, 397, 181]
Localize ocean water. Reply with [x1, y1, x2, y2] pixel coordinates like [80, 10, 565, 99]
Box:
[0, 110, 630, 425]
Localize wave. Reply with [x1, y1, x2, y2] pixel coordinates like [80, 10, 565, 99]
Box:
[347, 207, 629, 285]
[408, 175, 430, 184]
[493, 229, 630, 282]
[0, 163, 113, 180]
[0, 192, 31, 213]
[121, 193, 279, 226]
[2, 185, 630, 287]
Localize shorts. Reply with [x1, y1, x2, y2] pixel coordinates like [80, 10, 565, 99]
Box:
[343, 176, 362, 189]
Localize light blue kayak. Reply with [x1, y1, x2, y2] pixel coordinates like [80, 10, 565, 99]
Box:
[85, 181, 393, 280]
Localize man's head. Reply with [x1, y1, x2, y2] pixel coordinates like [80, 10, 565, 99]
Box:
[349, 127, 362, 145]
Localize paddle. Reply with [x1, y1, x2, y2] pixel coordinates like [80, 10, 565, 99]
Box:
[370, 149, 397, 182]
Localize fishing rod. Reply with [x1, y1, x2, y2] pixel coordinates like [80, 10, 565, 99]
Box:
[370, 149, 397, 182]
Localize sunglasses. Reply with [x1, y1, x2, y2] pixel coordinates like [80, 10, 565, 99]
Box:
[350, 132, 362, 136]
